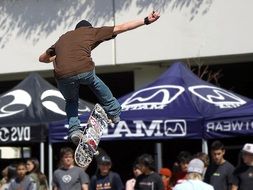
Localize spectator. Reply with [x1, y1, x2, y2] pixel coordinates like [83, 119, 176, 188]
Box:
[90, 154, 124, 190]
[9, 162, 36, 190]
[125, 162, 142, 190]
[195, 152, 210, 177]
[204, 140, 234, 190]
[173, 158, 214, 190]
[26, 158, 48, 190]
[53, 147, 89, 190]
[159, 168, 172, 190]
[231, 143, 253, 190]
[134, 154, 164, 190]
[0, 165, 16, 190]
[171, 151, 192, 186]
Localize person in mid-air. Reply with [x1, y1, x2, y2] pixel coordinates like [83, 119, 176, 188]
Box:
[39, 11, 160, 145]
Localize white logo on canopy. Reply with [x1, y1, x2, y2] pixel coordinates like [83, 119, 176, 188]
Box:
[0, 89, 31, 117]
[0, 89, 90, 118]
[121, 85, 185, 111]
[188, 85, 246, 108]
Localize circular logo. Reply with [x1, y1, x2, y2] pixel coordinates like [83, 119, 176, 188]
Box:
[0, 127, 10, 142]
[62, 174, 72, 183]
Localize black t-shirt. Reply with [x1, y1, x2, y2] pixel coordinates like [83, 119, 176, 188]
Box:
[204, 161, 234, 190]
[232, 165, 253, 190]
[134, 172, 164, 190]
[90, 171, 124, 190]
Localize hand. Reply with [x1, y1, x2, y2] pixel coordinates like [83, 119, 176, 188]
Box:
[147, 11, 160, 24]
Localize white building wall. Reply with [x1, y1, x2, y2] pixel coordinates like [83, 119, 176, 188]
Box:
[115, 0, 253, 64]
[0, 0, 253, 75]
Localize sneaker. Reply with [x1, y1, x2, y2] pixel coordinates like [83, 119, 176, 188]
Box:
[108, 115, 120, 124]
[68, 129, 83, 146]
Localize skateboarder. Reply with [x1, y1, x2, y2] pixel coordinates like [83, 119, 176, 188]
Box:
[39, 11, 160, 145]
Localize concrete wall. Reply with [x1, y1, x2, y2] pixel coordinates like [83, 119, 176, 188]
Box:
[0, 0, 253, 75]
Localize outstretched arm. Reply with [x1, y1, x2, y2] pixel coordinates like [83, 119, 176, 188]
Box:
[113, 11, 160, 35]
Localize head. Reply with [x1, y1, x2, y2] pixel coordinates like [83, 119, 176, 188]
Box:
[26, 158, 40, 174]
[16, 162, 27, 179]
[1, 166, 8, 179]
[195, 152, 209, 168]
[75, 20, 92, 29]
[132, 163, 142, 178]
[177, 151, 192, 172]
[7, 165, 16, 182]
[97, 155, 112, 176]
[60, 147, 75, 168]
[187, 159, 205, 180]
[241, 143, 253, 166]
[210, 140, 225, 165]
[159, 168, 172, 180]
[137, 154, 155, 174]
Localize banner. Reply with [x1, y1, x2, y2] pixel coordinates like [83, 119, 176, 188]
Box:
[49, 118, 202, 143]
[0, 125, 46, 144]
[205, 118, 253, 139]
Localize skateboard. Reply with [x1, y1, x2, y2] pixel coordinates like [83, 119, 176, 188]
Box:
[74, 103, 110, 168]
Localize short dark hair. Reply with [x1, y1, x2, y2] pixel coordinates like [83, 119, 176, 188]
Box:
[137, 154, 155, 171]
[60, 147, 74, 158]
[177, 151, 192, 164]
[75, 20, 92, 29]
[211, 140, 225, 151]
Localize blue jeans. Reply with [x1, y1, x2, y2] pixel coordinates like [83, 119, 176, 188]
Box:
[56, 70, 121, 128]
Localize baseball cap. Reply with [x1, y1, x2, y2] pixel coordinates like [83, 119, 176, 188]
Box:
[159, 168, 172, 177]
[75, 20, 92, 29]
[97, 155, 112, 165]
[187, 158, 204, 174]
[242, 143, 253, 154]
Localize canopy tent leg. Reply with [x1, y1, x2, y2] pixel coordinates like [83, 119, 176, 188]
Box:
[49, 143, 53, 190]
[202, 139, 208, 154]
[40, 142, 44, 173]
[155, 142, 162, 171]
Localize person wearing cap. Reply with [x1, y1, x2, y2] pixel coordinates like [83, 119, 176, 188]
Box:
[204, 140, 234, 190]
[159, 168, 172, 190]
[173, 158, 214, 190]
[39, 11, 160, 146]
[90, 155, 124, 190]
[231, 143, 253, 190]
[134, 154, 164, 190]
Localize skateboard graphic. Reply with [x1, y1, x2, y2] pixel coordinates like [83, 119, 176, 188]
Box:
[74, 103, 110, 168]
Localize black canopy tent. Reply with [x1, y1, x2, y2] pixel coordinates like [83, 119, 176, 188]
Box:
[0, 73, 93, 172]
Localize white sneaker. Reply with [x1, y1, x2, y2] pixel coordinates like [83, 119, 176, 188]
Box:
[70, 131, 83, 146]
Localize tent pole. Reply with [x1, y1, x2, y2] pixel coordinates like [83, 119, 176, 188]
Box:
[49, 143, 53, 190]
[155, 142, 162, 171]
[40, 142, 45, 173]
[202, 139, 208, 154]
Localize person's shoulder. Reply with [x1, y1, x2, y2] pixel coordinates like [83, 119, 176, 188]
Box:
[224, 160, 235, 169]
[149, 171, 161, 178]
[109, 171, 120, 177]
[93, 26, 114, 29]
[202, 182, 214, 190]
[93, 26, 114, 33]
[173, 181, 188, 190]
[28, 173, 38, 182]
[72, 166, 85, 172]
[53, 167, 64, 174]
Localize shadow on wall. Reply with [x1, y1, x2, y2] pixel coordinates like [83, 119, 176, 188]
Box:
[0, 0, 213, 48]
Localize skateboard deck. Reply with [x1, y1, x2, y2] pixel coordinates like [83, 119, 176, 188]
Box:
[74, 103, 110, 168]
